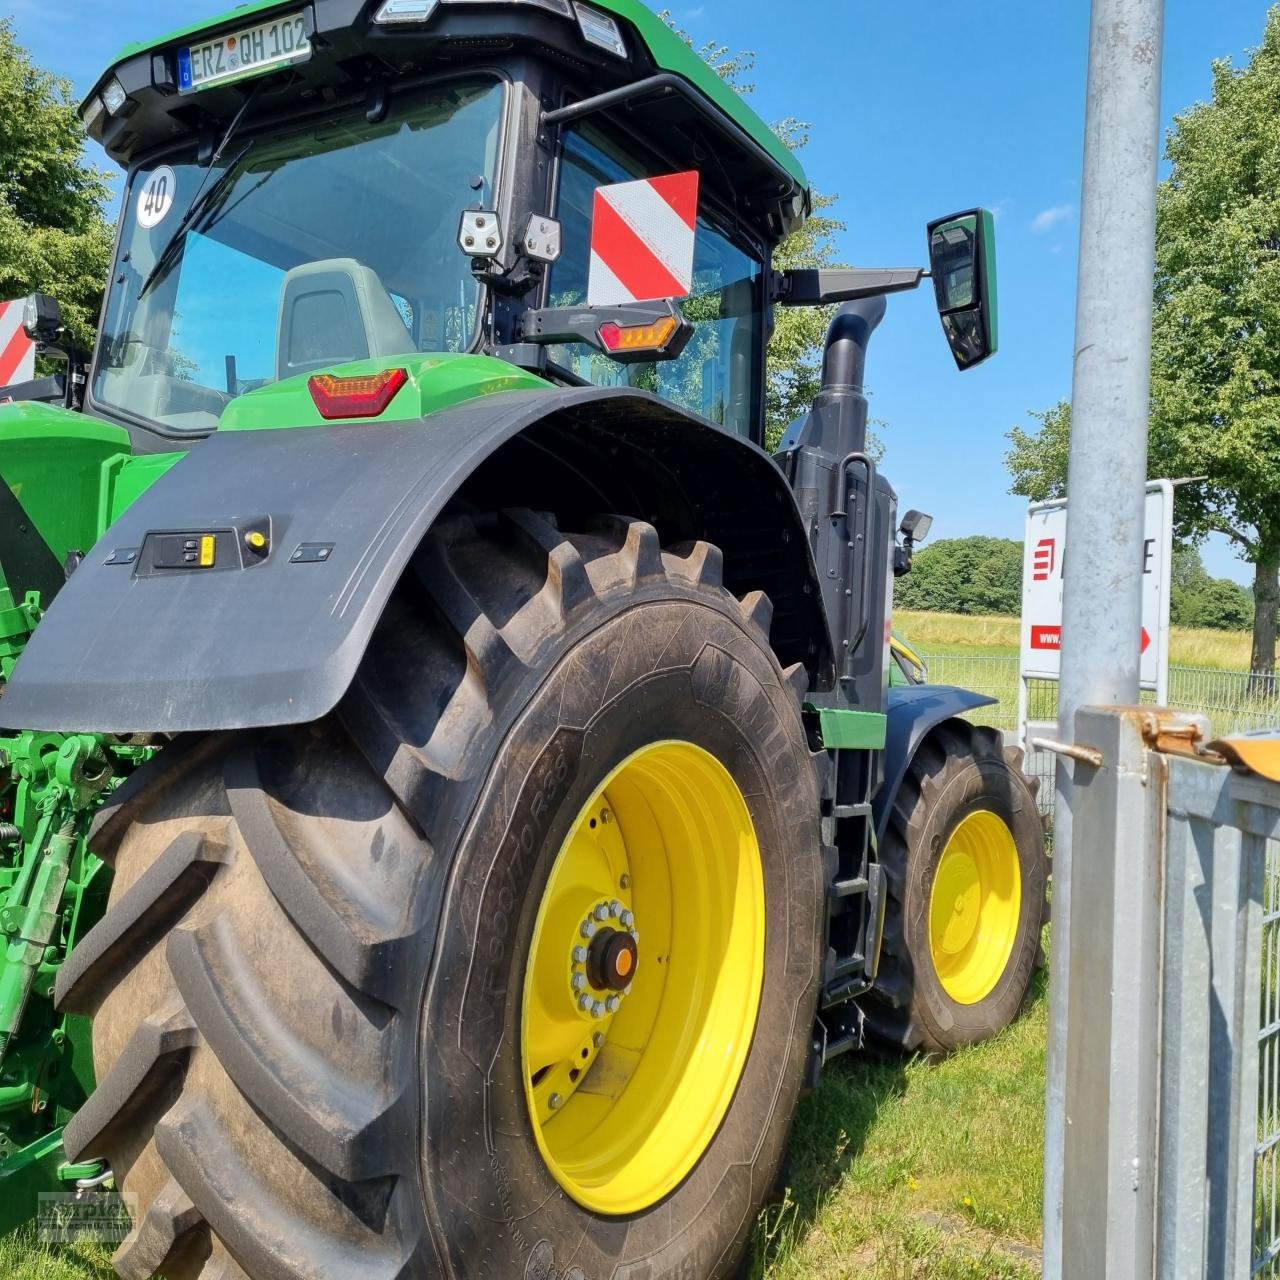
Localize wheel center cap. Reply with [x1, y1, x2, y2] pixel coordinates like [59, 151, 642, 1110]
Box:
[588, 927, 639, 992]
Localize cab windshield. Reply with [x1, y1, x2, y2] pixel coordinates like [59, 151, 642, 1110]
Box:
[93, 78, 503, 435]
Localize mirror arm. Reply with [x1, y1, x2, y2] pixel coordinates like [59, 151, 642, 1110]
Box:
[774, 267, 925, 308]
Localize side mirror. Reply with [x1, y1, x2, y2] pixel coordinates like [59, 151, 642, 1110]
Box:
[22, 292, 63, 345]
[926, 209, 998, 370]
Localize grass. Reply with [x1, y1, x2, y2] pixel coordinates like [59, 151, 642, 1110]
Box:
[896, 608, 1253, 671]
[750, 966, 1047, 1280]
[3, 976, 1049, 1280]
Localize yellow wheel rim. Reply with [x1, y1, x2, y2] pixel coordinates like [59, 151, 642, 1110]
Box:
[927, 809, 1022, 1005]
[521, 740, 765, 1216]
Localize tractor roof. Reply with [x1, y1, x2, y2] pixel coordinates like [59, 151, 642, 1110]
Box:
[92, 0, 807, 206]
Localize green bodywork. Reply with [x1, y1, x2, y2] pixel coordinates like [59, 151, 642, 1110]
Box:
[810, 706, 889, 751]
[0, 407, 174, 1225]
[100, 0, 806, 195]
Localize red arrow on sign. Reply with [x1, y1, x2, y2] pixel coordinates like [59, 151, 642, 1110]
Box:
[1140, 626, 1151, 654]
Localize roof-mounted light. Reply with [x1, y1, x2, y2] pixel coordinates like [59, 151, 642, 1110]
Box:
[81, 95, 106, 133]
[573, 3, 627, 59]
[372, 0, 440, 23]
[102, 77, 130, 116]
[308, 368, 409, 419]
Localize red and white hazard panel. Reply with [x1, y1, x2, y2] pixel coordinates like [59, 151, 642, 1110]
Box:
[588, 171, 700, 307]
[0, 300, 35, 389]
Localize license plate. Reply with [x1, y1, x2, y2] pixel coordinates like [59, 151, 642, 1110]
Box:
[178, 12, 310, 93]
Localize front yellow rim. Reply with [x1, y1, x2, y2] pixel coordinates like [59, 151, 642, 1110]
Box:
[928, 809, 1022, 1005]
[521, 740, 765, 1216]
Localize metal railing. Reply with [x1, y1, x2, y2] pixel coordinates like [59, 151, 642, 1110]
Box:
[1050, 706, 1280, 1278]
[1257, 836, 1280, 1276]
[1158, 750, 1279, 1278]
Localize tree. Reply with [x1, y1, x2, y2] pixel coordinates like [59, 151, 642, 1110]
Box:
[893, 536, 1024, 617]
[1004, 401, 1069, 503]
[1169, 545, 1254, 631]
[1004, 6, 1280, 673]
[659, 16, 858, 453]
[1149, 6, 1280, 673]
[0, 19, 112, 350]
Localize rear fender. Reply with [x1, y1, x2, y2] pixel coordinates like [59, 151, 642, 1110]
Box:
[1, 387, 834, 733]
[873, 683, 998, 843]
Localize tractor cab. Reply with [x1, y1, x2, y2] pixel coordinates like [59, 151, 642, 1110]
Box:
[72, 0, 807, 449]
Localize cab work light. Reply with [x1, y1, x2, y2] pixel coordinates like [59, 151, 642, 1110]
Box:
[102, 77, 130, 116]
[81, 95, 106, 132]
[373, 0, 440, 23]
[573, 3, 627, 58]
[308, 368, 408, 419]
[374, 0, 575, 23]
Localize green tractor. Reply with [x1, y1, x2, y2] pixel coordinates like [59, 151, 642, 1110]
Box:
[0, 3, 1047, 1275]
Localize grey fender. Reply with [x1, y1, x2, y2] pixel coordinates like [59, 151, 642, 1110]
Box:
[873, 683, 998, 844]
[1, 386, 834, 734]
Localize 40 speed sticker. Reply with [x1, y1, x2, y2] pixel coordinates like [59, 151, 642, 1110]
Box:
[137, 166, 177, 230]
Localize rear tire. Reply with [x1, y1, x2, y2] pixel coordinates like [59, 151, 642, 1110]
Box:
[863, 721, 1047, 1055]
[57, 510, 824, 1280]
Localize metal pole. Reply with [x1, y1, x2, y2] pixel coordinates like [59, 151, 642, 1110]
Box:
[1043, 1, 1166, 1276]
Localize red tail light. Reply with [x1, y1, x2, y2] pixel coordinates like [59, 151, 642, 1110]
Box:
[308, 367, 408, 420]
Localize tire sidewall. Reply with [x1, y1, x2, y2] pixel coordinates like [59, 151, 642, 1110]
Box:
[904, 753, 1045, 1048]
[418, 595, 822, 1280]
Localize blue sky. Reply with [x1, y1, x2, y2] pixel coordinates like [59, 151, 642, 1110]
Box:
[6, 0, 1271, 583]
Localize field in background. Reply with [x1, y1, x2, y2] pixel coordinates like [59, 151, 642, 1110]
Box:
[895, 609, 1253, 670]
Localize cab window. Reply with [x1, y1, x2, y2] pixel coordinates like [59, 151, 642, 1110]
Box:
[552, 123, 764, 438]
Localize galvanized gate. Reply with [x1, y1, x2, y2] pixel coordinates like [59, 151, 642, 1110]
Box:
[1050, 707, 1280, 1279]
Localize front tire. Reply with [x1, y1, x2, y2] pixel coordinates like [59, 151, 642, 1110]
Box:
[57, 510, 825, 1280]
[863, 721, 1047, 1055]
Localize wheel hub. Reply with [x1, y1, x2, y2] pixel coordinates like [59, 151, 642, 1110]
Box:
[568, 899, 639, 1019]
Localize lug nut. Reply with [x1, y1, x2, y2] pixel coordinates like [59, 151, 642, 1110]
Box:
[572, 946, 588, 964]
[594, 904, 609, 922]
[601, 809, 613, 824]
[593, 1032, 605, 1049]
[572, 973, 587, 991]
[549, 1093, 563, 1111]
[619, 873, 630, 890]
[591, 1001, 606, 1019]
[578, 994, 593, 1012]
[580, 920, 597, 939]
[609, 899, 623, 916]
[606, 995, 621, 1014]
[621, 909, 635, 929]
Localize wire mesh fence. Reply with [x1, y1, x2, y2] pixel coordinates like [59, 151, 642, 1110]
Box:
[917, 652, 1280, 823]
[1256, 837, 1280, 1276]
